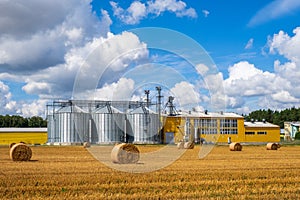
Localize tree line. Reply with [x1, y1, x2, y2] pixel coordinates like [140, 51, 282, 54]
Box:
[0, 115, 47, 128]
[244, 107, 300, 128]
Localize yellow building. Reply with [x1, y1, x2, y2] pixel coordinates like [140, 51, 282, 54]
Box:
[162, 111, 280, 144]
[0, 128, 47, 145]
[244, 121, 280, 143]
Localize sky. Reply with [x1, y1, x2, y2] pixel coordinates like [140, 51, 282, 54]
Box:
[1, 0, 300, 117]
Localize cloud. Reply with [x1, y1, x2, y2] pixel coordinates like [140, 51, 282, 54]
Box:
[248, 0, 300, 27]
[76, 78, 136, 101]
[224, 61, 281, 97]
[18, 99, 48, 117]
[269, 27, 300, 63]
[222, 27, 300, 112]
[20, 31, 148, 100]
[245, 38, 254, 49]
[170, 81, 200, 107]
[0, 0, 149, 116]
[271, 91, 299, 103]
[0, 81, 16, 114]
[0, 0, 73, 38]
[0, 0, 112, 116]
[110, 0, 197, 25]
[0, 0, 104, 73]
[195, 63, 209, 76]
[110, 1, 147, 25]
[202, 10, 210, 18]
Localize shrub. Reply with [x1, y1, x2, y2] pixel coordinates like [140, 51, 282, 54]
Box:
[295, 131, 300, 140]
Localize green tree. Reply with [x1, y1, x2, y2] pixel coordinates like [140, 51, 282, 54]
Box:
[28, 116, 47, 127]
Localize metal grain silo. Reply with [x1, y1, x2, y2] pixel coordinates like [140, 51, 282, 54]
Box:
[47, 114, 55, 143]
[92, 104, 125, 144]
[127, 106, 159, 144]
[53, 105, 90, 144]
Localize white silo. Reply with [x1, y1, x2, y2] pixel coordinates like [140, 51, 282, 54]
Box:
[53, 105, 90, 144]
[127, 106, 159, 144]
[92, 104, 125, 144]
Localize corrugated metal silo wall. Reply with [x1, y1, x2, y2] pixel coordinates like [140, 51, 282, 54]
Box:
[127, 113, 159, 144]
[92, 113, 125, 144]
[52, 112, 90, 143]
[47, 114, 54, 143]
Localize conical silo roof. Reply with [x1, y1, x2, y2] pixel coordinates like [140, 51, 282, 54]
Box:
[93, 105, 123, 114]
[130, 106, 157, 114]
[56, 105, 87, 113]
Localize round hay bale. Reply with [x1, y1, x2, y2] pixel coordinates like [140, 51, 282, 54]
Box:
[10, 143, 32, 161]
[229, 142, 242, 151]
[111, 143, 140, 164]
[266, 143, 278, 150]
[9, 143, 16, 149]
[177, 142, 184, 149]
[184, 141, 194, 149]
[83, 142, 91, 148]
[276, 143, 281, 148]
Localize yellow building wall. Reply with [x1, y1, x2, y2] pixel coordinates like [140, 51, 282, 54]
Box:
[163, 117, 183, 143]
[163, 116, 245, 144]
[163, 116, 280, 143]
[0, 132, 48, 145]
[244, 127, 280, 143]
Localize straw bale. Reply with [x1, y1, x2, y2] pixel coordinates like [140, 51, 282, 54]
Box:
[10, 143, 32, 161]
[9, 143, 16, 149]
[266, 143, 279, 150]
[229, 142, 242, 151]
[177, 142, 184, 149]
[184, 141, 194, 149]
[111, 143, 140, 164]
[83, 142, 91, 148]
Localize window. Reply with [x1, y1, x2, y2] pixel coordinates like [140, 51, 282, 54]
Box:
[220, 119, 238, 134]
[195, 119, 218, 134]
[245, 132, 255, 135]
[257, 131, 267, 135]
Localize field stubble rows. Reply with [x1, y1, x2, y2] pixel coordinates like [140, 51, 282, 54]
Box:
[0, 144, 300, 199]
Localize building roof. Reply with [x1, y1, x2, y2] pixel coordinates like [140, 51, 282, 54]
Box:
[244, 121, 279, 128]
[0, 128, 47, 133]
[291, 123, 300, 127]
[164, 111, 243, 118]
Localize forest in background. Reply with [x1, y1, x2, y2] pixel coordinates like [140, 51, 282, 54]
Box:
[244, 107, 300, 128]
[0, 115, 47, 127]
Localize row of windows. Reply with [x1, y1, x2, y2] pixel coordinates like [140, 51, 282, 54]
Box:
[194, 119, 238, 128]
[199, 128, 218, 134]
[245, 131, 268, 135]
[220, 129, 238, 134]
[194, 119, 218, 127]
[220, 119, 237, 128]
[197, 128, 238, 134]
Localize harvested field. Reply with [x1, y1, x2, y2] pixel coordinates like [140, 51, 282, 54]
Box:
[0, 145, 300, 199]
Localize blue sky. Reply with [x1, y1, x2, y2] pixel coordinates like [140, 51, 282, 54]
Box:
[0, 0, 300, 117]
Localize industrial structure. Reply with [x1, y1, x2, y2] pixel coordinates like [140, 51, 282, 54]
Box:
[46, 88, 280, 145]
[46, 99, 161, 144]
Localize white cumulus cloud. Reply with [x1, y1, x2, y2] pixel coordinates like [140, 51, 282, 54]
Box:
[170, 81, 200, 107]
[110, 0, 197, 25]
